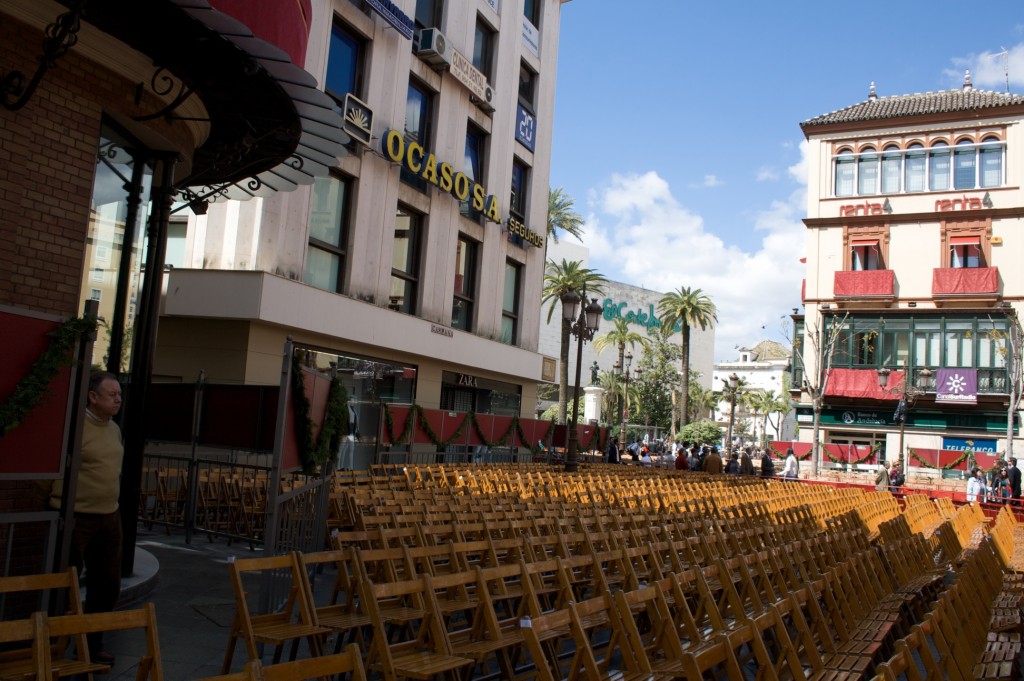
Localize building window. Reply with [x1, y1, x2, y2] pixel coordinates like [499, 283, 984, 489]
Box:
[461, 124, 486, 222]
[325, 22, 364, 107]
[945, 321, 974, 368]
[850, 240, 881, 270]
[402, 80, 434, 191]
[452, 236, 478, 330]
[510, 160, 528, 217]
[928, 141, 950, 191]
[518, 62, 536, 110]
[835, 149, 854, 197]
[524, 0, 540, 26]
[904, 143, 926, 192]
[501, 261, 521, 344]
[414, 0, 442, 29]
[305, 175, 350, 293]
[90, 288, 102, 301]
[980, 136, 1003, 187]
[953, 139, 976, 190]
[473, 17, 495, 80]
[389, 208, 421, 315]
[950, 236, 982, 268]
[880, 145, 901, 194]
[857, 146, 878, 195]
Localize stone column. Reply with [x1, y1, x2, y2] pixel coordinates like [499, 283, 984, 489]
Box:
[583, 385, 604, 425]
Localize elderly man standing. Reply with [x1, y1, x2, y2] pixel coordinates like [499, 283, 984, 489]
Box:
[50, 371, 124, 665]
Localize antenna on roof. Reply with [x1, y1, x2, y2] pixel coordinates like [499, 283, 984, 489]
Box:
[999, 47, 1010, 93]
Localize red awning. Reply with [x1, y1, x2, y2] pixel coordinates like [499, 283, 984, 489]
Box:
[824, 368, 903, 400]
[950, 236, 980, 246]
[850, 239, 879, 247]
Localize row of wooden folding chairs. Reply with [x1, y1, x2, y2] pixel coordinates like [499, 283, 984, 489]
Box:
[988, 504, 1024, 572]
[872, 539, 1014, 680]
[0, 602, 162, 681]
[224, 506, 874, 678]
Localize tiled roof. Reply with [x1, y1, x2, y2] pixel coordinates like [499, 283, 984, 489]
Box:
[802, 88, 1024, 128]
[751, 340, 790, 361]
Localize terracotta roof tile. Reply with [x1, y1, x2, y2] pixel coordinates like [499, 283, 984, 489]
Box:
[801, 89, 1024, 128]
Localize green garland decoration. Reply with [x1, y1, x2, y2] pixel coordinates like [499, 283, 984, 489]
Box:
[290, 355, 350, 474]
[908, 447, 972, 471]
[824, 442, 882, 466]
[0, 315, 97, 438]
[381, 403, 561, 455]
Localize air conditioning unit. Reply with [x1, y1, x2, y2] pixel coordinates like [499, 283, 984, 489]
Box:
[415, 28, 450, 68]
[472, 84, 495, 113]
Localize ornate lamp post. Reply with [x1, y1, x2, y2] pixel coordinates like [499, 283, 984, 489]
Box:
[560, 289, 602, 472]
[613, 352, 638, 448]
[724, 373, 739, 453]
[877, 362, 933, 479]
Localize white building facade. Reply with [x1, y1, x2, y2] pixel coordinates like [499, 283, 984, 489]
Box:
[154, 0, 572, 462]
[713, 341, 796, 445]
[796, 78, 1024, 477]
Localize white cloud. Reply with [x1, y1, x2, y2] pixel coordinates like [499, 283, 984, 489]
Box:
[703, 174, 722, 188]
[583, 143, 809, 362]
[788, 140, 809, 185]
[756, 167, 779, 182]
[946, 43, 1024, 89]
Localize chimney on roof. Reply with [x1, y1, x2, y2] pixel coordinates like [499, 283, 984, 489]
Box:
[868, 81, 877, 100]
[964, 70, 973, 91]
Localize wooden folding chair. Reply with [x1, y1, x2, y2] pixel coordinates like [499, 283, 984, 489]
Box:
[295, 549, 371, 652]
[47, 603, 164, 681]
[260, 643, 367, 681]
[0, 568, 110, 679]
[0, 611, 49, 681]
[356, 569, 473, 681]
[221, 552, 330, 674]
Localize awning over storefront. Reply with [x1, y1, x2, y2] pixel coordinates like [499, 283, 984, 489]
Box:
[66, 0, 348, 200]
[850, 239, 879, 247]
[825, 368, 903, 400]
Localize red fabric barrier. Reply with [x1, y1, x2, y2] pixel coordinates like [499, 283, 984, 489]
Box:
[834, 269, 894, 297]
[932, 267, 998, 295]
[770, 441, 813, 458]
[823, 442, 878, 464]
[825, 368, 903, 400]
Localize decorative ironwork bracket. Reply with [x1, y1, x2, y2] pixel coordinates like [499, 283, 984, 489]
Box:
[133, 67, 202, 122]
[1, 0, 87, 111]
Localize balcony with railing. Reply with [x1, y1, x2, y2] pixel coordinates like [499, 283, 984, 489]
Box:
[834, 270, 895, 299]
[932, 267, 999, 299]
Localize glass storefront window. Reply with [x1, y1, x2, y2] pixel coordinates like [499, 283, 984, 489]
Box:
[82, 128, 153, 374]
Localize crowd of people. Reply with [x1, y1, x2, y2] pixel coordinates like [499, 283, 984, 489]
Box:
[964, 458, 1022, 504]
[603, 437, 802, 480]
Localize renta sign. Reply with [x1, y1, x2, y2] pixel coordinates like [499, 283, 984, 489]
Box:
[382, 130, 501, 223]
[838, 194, 986, 216]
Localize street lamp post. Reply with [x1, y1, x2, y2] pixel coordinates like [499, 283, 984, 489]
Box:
[615, 351, 633, 449]
[725, 373, 739, 453]
[561, 289, 602, 472]
[877, 362, 933, 479]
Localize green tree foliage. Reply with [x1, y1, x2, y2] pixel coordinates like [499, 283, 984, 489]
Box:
[631, 335, 681, 433]
[657, 287, 718, 433]
[677, 420, 723, 446]
[547, 187, 585, 244]
[541, 259, 606, 424]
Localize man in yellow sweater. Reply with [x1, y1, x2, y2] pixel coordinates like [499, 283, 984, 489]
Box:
[50, 371, 123, 665]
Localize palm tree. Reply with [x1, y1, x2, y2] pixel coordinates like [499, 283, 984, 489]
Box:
[594, 318, 649, 432]
[657, 287, 717, 434]
[547, 187, 585, 244]
[542, 259, 607, 424]
[687, 382, 717, 423]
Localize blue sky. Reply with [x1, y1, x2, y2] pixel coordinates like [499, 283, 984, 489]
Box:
[549, 1, 1024, 360]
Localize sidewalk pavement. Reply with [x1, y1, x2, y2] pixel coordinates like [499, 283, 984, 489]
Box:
[103, 527, 268, 681]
